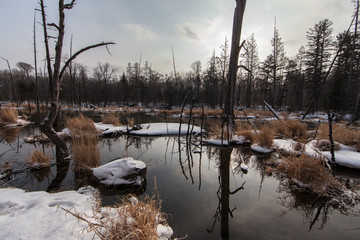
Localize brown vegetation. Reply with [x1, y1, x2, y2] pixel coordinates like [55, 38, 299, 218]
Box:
[64, 195, 169, 240]
[0, 108, 18, 125]
[255, 126, 274, 148]
[66, 115, 98, 137]
[236, 122, 255, 143]
[271, 119, 307, 141]
[26, 149, 51, 169]
[277, 155, 343, 196]
[0, 128, 20, 143]
[66, 115, 100, 170]
[102, 113, 121, 126]
[317, 123, 358, 148]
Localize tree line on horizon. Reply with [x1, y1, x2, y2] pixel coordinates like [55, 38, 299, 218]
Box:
[1, 5, 360, 118]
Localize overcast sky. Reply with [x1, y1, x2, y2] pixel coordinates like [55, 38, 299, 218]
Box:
[0, 0, 355, 75]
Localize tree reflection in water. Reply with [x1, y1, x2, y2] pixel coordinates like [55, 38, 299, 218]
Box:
[207, 148, 246, 240]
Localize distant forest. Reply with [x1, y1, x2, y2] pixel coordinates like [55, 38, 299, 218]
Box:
[1, 14, 360, 115]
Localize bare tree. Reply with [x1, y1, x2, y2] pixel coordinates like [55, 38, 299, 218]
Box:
[224, 0, 247, 122]
[39, 0, 115, 161]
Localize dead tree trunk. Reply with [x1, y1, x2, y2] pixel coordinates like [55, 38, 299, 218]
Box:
[224, 0, 247, 123]
[39, 0, 115, 161]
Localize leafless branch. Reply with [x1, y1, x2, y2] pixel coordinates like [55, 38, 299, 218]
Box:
[238, 64, 251, 73]
[59, 42, 115, 80]
[48, 23, 61, 32]
[64, 0, 76, 9]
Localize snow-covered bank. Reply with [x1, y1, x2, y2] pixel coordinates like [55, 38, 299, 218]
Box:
[0, 186, 173, 240]
[0, 187, 96, 240]
[92, 157, 146, 186]
[273, 138, 360, 170]
[1, 118, 32, 128]
[95, 122, 204, 137]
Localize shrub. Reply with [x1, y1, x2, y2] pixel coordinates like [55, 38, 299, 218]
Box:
[0, 108, 18, 125]
[26, 150, 51, 169]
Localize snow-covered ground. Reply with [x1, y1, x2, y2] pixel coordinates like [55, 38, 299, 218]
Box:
[0, 186, 173, 240]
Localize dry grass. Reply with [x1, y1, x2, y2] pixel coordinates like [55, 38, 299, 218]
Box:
[26, 149, 51, 169]
[209, 124, 231, 140]
[0, 128, 20, 143]
[236, 122, 255, 143]
[1, 160, 13, 173]
[66, 115, 100, 170]
[255, 126, 274, 148]
[63, 194, 168, 240]
[278, 155, 343, 196]
[271, 119, 307, 141]
[0, 108, 18, 125]
[317, 123, 358, 147]
[126, 117, 135, 128]
[245, 109, 274, 118]
[66, 115, 98, 137]
[102, 113, 121, 126]
[72, 133, 100, 170]
[315, 140, 340, 151]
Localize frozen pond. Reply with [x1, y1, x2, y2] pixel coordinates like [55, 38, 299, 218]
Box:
[1, 112, 360, 239]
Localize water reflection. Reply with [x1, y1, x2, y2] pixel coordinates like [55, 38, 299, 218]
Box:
[207, 148, 246, 240]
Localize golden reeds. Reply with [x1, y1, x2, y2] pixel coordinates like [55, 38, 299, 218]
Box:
[271, 119, 307, 141]
[317, 123, 358, 147]
[278, 155, 343, 196]
[102, 113, 121, 126]
[255, 126, 274, 148]
[0, 108, 18, 125]
[26, 149, 51, 169]
[66, 115, 100, 170]
[63, 195, 169, 240]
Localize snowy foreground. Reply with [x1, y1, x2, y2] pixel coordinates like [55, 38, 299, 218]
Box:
[0, 186, 173, 240]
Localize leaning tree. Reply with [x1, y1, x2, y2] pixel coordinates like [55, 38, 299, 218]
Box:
[39, 0, 115, 161]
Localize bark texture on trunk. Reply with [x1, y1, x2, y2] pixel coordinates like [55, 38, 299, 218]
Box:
[225, 0, 247, 122]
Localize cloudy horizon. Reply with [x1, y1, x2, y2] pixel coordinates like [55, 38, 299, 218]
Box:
[0, 0, 355, 76]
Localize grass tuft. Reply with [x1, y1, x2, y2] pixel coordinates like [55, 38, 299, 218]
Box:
[26, 150, 51, 169]
[317, 123, 358, 148]
[63, 194, 170, 240]
[271, 119, 307, 141]
[278, 155, 343, 196]
[66, 115, 100, 170]
[102, 113, 121, 126]
[256, 126, 274, 148]
[0, 108, 18, 125]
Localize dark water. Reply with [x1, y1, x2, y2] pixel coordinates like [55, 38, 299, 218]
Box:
[1, 111, 360, 240]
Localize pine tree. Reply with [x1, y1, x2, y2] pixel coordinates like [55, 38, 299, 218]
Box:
[305, 19, 334, 111]
[241, 33, 259, 107]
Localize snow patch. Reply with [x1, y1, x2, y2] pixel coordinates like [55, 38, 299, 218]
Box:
[92, 157, 146, 186]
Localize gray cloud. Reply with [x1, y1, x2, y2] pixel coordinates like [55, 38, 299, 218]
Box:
[179, 24, 199, 40]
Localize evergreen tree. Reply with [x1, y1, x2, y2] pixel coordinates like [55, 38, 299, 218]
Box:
[241, 33, 259, 107]
[305, 19, 334, 111]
